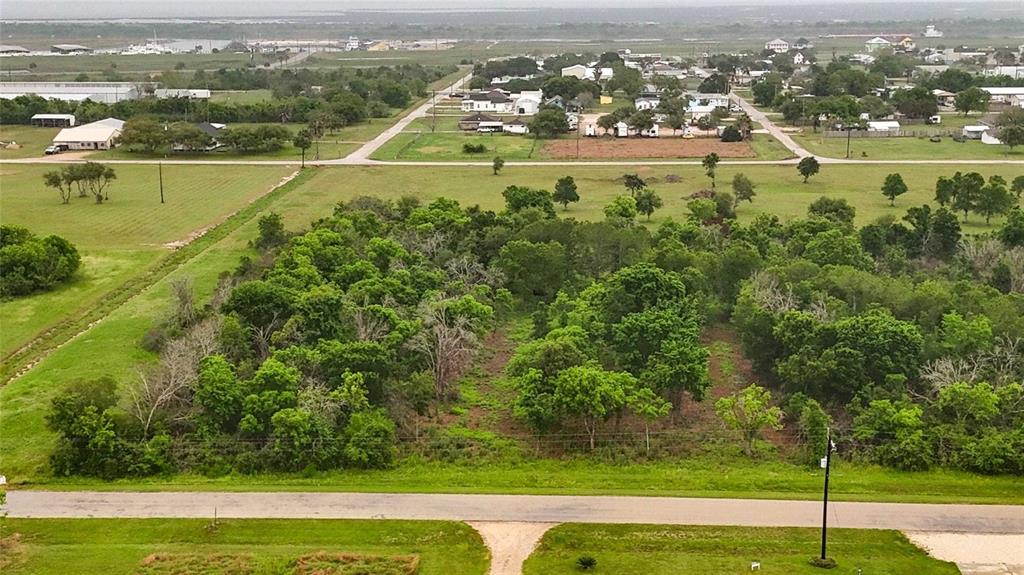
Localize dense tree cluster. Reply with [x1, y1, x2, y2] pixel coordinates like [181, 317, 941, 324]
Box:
[0, 65, 452, 125]
[0, 225, 81, 297]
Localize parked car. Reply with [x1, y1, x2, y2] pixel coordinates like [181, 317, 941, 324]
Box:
[927, 115, 942, 125]
[729, 105, 743, 113]
[44, 144, 68, 155]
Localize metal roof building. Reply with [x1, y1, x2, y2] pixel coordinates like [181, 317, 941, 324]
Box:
[0, 82, 142, 103]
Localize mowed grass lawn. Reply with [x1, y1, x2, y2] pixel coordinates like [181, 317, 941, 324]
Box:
[0, 125, 60, 159]
[793, 132, 1024, 160]
[524, 525, 958, 575]
[209, 89, 274, 105]
[0, 164, 294, 358]
[283, 164, 1024, 233]
[1, 518, 488, 575]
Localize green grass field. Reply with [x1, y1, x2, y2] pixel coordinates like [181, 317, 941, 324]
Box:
[793, 132, 1024, 160]
[0, 125, 60, 159]
[0, 164, 294, 360]
[523, 525, 957, 575]
[0, 52, 266, 74]
[0, 518, 488, 575]
[209, 89, 274, 105]
[373, 131, 541, 161]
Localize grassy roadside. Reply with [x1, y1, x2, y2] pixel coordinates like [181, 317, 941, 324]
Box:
[15, 458, 1024, 504]
[524, 524, 958, 574]
[0, 168, 311, 383]
[0, 518, 488, 575]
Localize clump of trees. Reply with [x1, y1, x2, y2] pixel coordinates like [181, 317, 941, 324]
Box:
[0, 225, 81, 297]
[43, 162, 116, 204]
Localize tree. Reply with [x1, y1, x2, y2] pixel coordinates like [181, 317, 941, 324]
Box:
[502, 185, 556, 217]
[797, 156, 820, 183]
[891, 86, 938, 119]
[999, 208, 1024, 247]
[603, 195, 638, 226]
[528, 106, 570, 138]
[492, 156, 504, 176]
[552, 364, 641, 450]
[951, 171, 985, 222]
[698, 73, 728, 94]
[881, 173, 908, 206]
[622, 173, 647, 196]
[292, 128, 312, 167]
[731, 173, 756, 206]
[629, 387, 671, 452]
[343, 409, 397, 469]
[977, 175, 1014, 224]
[1011, 176, 1024, 201]
[954, 87, 990, 116]
[995, 108, 1024, 151]
[808, 197, 856, 228]
[77, 161, 116, 203]
[634, 189, 663, 220]
[254, 212, 287, 250]
[0, 225, 81, 297]
[702, 153, 720, 188]
[720, 125, 743, 142]
[715, 384, 784, 456]
[553, 176, 580, 210]
[497, 240, 569, 298]
[596, 114, 617, 134]
[118, 117, 168, 154]
[935, 175, 956, 207]
[44, 169, 73, 204]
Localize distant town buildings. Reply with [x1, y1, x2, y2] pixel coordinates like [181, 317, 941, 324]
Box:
[865, 37, 892, 53]
[765, 38, 790, 54]
[923, 25, 944, 38]
[0, 82, 142, 104]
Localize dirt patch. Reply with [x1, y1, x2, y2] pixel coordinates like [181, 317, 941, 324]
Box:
[469, 522, 557, 575]
[544, 137, 755, 159]
[905, 533, 1024, 575]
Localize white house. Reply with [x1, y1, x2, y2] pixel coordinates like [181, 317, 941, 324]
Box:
[932, 89, 956, 108]
[614, 121, 629, 137]
[793, 52, 806, 65]
[689, 93, 730, 109]
[477, 120, 505, 133]
[461, 90, 514, 113]
[765, 39, 790, 54]
[923, 25, 944, 38]
[865, 37, 892, 53]
[635, 96, 661, 111]
[503, 118, 529, 134]
[51, 117, 123, 150]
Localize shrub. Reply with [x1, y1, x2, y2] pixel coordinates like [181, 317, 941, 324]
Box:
[343, 409, 397, 469]
[576, 556, 598, 570]
[720, 125, 743, 142]
[0, 225, 80, 297]
[462, 142, 488, 154]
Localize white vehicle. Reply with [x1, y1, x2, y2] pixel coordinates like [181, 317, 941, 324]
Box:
[927, 115, 942, 125]
[729, 104, 743, 113]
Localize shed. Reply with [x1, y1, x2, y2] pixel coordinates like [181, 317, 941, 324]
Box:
[614, 121, 629, 137]
[503, 118, 529, 135]
[31, 113, 76, 127]
[867, 120, 901, 133]
[962, 125, 990, 140]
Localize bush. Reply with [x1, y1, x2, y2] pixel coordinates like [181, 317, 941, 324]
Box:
[0, 225, 80, 297]
[576, 556, 598, 570]
[720, 125, 743, 142]
[462, 142, 488, 154]
[343, 409, 397, 469]
[810, 557, 837, 569]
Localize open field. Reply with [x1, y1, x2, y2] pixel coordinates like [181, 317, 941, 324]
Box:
[209, 89, 274, 105]
[0, 52, 272, 75]
[0, 518, 488, 575]
[792, 132, 1024, 161]
[0, 163, 295, 361]
[0, 125, 61, 159]
[373, 132, 792, 161]
[523, 524, 958, 574]
[3, 164, 1023, 502]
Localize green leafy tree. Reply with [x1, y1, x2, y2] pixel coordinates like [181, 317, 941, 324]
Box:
[935, 175, 955, 207]
[797, 156, 820, 183]
[552, 363, 641, 450]
[715, 384, 784, 456]
[343, 409, 397, 468]
[492, 156, 504, 176]
[808, 196, 856, 228]
[977, 175, 1014, 224]
[881, 173, 908, 206]
[44, 169, 73, 204]
[292, 128, 312, 167]
[731, 173, 756, 206]
[953, 87, 990, 116]
[634, 188, 663, 220]
[1011, 176, 1024, 201]
[629, 387, 672, 452]
[603, 195, 638, 226]
[702, 153, 720, 188]
[502, 185, 556, 217]
[622, 173, 647, 196]
[951, 171, 985, 222]
[553, 176, 580, 209]
[998, 208, 1024, 247]
[686, 198, 718, 224]
[118, 117, 168, 154]
[496, 240, 569, 299]
[528, 106, 570, 138]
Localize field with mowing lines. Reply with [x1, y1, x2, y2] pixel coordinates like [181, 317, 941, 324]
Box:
[1, 519, 488, 575]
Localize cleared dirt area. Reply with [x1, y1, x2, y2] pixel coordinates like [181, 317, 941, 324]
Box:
[545, 136, 755, 159]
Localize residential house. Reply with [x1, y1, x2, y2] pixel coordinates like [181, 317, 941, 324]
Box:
[477, 120, 505, 133]
[173, 122, 225, 151]
[793, 38, 814, 50]
[792, 52, 806, 66]
[865, 37, 892, 53]
[923, 25, 944, 38]
[689, 93, 730, 109]
[461, 90, 514, 113]
[896, 37, 916, 52]
[503, 118, 529, 134]
[932, 89, 956, 108]
[51, 117, 123, 150]
[561, 64, 590, 79]
[513, 90, 544, 115]
[544, 95, 566, 110]
[765, 39, 790, 54]
[634, 95, 661, 111]
[459, 112, 501, 131]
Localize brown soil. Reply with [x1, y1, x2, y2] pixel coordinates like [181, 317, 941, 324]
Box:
[544, 137, 755, 159]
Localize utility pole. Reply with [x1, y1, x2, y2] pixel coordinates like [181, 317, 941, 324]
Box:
[846, 125, 853, 159]
[431, 88, 437, 133]
[819, 427, 836, 562]
[158, 162, 165, 204]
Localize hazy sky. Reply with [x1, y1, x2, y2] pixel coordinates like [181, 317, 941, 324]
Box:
[1, 0, 1003, 19]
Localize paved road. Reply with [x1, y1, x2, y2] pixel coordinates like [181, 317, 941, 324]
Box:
[342, 72, 472, 162]
[732, 90, 811, 159]
[6, 491, 1023, 533]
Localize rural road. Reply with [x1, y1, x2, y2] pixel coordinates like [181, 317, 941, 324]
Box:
[6, 491, 1023, 533]
[732, 90, 812, 159]
[342, 72, 472, 162]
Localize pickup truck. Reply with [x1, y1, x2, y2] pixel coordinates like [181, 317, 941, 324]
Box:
[44, 144, 68, 155]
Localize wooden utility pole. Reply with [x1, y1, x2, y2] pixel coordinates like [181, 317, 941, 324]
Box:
[158, 162, 165, 204]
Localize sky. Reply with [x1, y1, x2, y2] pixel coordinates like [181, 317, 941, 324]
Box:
[0, 0, 1003, 20]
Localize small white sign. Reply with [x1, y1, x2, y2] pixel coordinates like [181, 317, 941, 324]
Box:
[820, 457, 828, 469]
